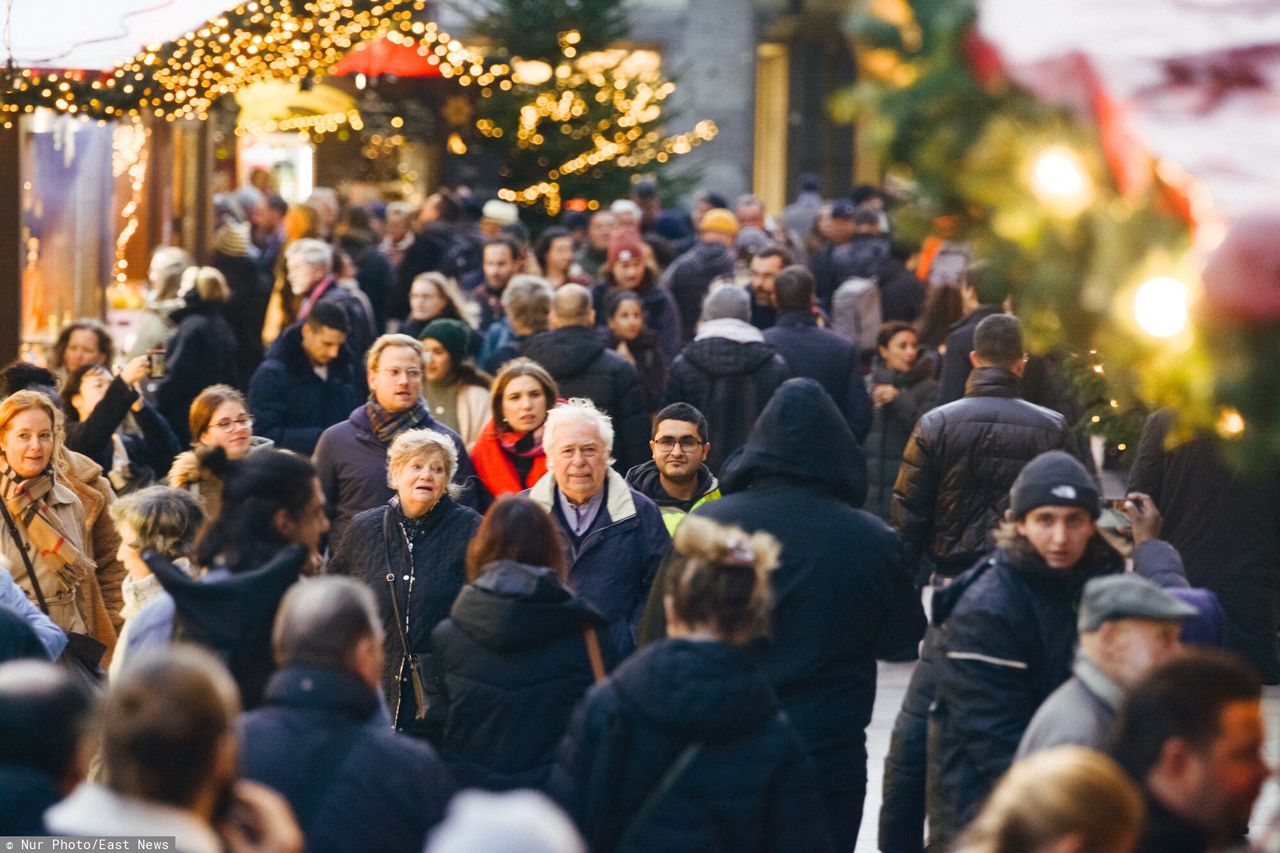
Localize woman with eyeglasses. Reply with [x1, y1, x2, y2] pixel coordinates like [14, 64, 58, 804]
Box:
[168, 385, 273, 521]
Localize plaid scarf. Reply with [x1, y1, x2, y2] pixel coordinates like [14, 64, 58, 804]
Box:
[366, 398, 433, 447]
[0, 460, 95, 590]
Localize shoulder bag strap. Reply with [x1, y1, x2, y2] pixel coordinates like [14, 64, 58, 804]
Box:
[382, 519, 414, 664]
[0, 498, 50, 614]
[615, 742, 703, 851]
[582, 624, 606, 683]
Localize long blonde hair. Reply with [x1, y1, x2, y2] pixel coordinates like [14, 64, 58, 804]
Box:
[956, 746, 1143, 853]
[0, 390, 68, 476]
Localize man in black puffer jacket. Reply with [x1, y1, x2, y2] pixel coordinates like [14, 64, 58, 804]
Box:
[892, 314, 1071, 581]
[926, 451, 1122, 846]
[521, 285, 650, 472]
[664, 286, 789, 474]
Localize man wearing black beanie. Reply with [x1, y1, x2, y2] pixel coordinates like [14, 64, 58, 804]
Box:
[925, 450, 1121, 845]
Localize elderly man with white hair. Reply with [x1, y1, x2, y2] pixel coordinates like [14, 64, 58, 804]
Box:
[527, 399, 669, 655]
[285, 237, 375, 361]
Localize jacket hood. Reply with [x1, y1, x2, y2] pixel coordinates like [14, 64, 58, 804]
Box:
[624, 460, 718, 509]
[694, 317, 764, 344]
[611, 638, 777, 741]
[681, 337, 778, 377]
[719, 377, 868, 506]
[520, 327, 605, 379]
[688, 241, 736, 273]
[450, 560, 603, 651]
[265, 323, 353, 374]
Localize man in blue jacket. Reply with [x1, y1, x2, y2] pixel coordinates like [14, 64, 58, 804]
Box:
[239, 577, 455, 853]
[248, 302, 362, 455]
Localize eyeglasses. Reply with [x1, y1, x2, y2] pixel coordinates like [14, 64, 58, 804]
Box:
[376, 367, 423, 381]
[653, 436, 704, 453]
[211, 415, 253, 432]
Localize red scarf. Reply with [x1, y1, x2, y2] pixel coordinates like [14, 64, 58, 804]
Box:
[471, 418, 547, 496]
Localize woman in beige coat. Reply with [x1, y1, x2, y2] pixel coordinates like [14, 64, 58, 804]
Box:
[0, 390, 117, 653]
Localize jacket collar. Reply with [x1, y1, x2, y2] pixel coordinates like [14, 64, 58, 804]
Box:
[694, 317, 764, 344]
[963, 366, 1022, 399]
[528, 467, 637, 525]
[1073, 654, 1125, 711]
[260, 665, 382, 721]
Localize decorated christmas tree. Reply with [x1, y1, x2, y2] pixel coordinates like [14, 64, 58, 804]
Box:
[453, 0, 716, 218]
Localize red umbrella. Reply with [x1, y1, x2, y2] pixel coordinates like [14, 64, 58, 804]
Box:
[332, 35, 443, 78]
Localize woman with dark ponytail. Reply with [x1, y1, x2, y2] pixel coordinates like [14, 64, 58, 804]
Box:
[121, 446, 328, 706]
[549, 515, 833, 852]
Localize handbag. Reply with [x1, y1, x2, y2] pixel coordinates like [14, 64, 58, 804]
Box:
[386, 569, 430, 721]
[384, 510, 432, 723]
[0, 499, 106, 685]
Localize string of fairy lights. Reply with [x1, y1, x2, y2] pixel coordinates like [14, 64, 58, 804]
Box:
[3, 0, 716, 216]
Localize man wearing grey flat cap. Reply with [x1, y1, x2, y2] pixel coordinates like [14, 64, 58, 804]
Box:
[1016, 573, 1197, 759]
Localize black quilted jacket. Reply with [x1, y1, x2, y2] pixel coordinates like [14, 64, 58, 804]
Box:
[890, 367, 1070, 577]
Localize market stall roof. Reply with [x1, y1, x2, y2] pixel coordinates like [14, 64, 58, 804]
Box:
[10, 0, 234, 71]
[977, 0, 1280, 225]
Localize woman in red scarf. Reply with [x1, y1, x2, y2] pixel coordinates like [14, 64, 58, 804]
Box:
[470, 358, 559, 498]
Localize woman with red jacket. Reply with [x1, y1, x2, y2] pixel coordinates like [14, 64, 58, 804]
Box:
[470, 358, 559, 498]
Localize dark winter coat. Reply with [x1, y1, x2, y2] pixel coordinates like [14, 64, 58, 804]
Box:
[135, 545, 310, 709]
[892, 367, 1071, 578]
[1130, 408, 1280, 681]
[239, 666, 455, 853]
[65, 376, 179, 485]
[878, 628, 941, 853]
[864, 360, 938, 521]
[152, 292, 239, 446]
[429, 560, 615, 791]
[592, 279, 683, 363]
[927, 539, 1121, 842]
[936, 305, 1001, 405]
[247, 324, 363, 455]
[527, 470, 670, 657]
[212, 248, 271, 388]
[313, 405, 478, 549]
[391, 223, 463, 321]
[338, 231, 395, 332]
[0, 764, 59, 835]
[664, 331, 790, 475]
[548, 638, 833, 853]
[327, 497, 481, 735]
[660, 241, 737, 345]
[763, 310, 872, 441]
[691, 378, 901, 847]
[877, 258, 927, 324]
[601, 329, 668, 414]
[520, 326, 650, 471]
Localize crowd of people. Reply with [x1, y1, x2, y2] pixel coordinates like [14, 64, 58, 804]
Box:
[0, 174, 1276, 853]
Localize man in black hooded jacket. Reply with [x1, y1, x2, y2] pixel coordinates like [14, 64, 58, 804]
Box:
[639, 378, 901, 850]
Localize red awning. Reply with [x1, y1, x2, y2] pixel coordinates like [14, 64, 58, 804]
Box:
[332, 35, 443, 78]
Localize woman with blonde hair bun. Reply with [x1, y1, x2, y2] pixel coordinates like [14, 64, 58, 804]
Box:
[955, 745, 1143, 853]
[550, 515, 833, 852]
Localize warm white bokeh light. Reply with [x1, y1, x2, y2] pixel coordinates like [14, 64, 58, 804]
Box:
[1133, 276, 1190, 338]
[1030, 146, 1092, 216]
